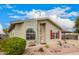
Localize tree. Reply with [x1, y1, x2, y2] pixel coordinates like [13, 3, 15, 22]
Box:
[74, 16, 79, 33]
[3, 28, 8, 34]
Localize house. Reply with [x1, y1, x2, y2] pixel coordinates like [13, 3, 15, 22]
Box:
[8, 18, 63, 46]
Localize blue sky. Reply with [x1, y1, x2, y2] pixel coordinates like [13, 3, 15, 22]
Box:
[0, 4, 79, 31]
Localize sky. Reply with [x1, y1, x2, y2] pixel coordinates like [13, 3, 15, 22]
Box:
[0, 4, 79, 33]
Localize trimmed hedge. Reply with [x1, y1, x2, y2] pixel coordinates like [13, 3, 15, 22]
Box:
[1, 37, 26, 55]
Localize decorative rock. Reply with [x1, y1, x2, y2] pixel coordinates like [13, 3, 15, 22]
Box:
[28, 41, 36, 47]
[38, 48, 44, 52]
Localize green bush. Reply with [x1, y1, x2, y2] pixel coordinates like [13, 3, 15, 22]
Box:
[1, 37, 26, 55]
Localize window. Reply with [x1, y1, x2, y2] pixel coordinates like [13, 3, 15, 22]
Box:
[52, 32, 58, 39]
[26, 28, 35, 40]
[50, 30, 59, 39]
[52, 33, 55, 39]
[56, 32, 58, 39]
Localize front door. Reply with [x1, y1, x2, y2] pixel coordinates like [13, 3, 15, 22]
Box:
[40, 23, 46, 44]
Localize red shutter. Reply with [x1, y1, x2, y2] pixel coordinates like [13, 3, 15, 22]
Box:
[50, 30, 52, 40]
[58, 31, 60, 39]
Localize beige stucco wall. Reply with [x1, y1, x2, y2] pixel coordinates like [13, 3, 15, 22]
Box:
[37, 20, 61, 45]
[9, 20, 38, 46]
[9, 23, 25, 39]
[23, 20, 38, 46]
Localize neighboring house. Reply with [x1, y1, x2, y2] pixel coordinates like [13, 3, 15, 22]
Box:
[0, 34, 7, 39]
[0, 30, 6, 39]
[8, 18, 63, 46]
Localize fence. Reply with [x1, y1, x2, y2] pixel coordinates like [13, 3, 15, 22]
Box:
[62, 33, 79, 40]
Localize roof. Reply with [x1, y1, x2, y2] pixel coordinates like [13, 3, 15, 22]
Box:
[8, 22, 24, 32]
[8, 18, 63, 32]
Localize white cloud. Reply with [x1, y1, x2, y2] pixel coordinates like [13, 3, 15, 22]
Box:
[0, 24, 5, 34]
[11, 6, 79, 18]
[9, 15, 26, 20]
[26, 7, 71, 18]
[64, 6, 71, 10]
[26, 9, 47, 18]
[48, 7, 67, 15]
[12, 10, 26, 14]
[0, 24, 3, 30]
[9, 15, 21, 19]
[5, 4, 13, 8]
[49, 15, 75, 31]
[68, 12, 79, 17]
[47, 7, 71, 18]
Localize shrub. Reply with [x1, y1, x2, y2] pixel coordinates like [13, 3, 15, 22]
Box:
[1, 37, 26, 55]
